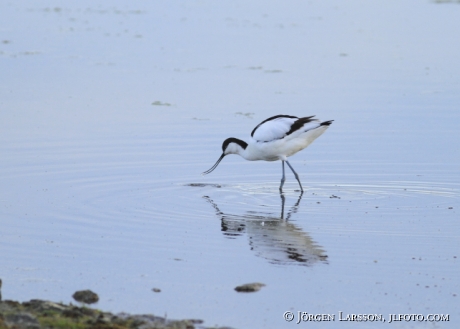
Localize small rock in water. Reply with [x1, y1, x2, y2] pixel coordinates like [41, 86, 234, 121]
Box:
[234, 282, 266, 293]
[72, 290, 99, 304]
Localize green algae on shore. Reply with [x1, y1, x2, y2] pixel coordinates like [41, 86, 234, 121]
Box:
[0, 299, 231, 329]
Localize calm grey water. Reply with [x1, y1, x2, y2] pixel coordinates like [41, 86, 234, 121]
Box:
[1, 1, 459, 328]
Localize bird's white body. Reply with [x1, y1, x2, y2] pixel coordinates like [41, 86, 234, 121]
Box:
[236, 118, 329, 161]
[202, 115, 333, 192]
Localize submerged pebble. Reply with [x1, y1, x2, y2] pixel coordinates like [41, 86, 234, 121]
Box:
[234, 282, 266, 293]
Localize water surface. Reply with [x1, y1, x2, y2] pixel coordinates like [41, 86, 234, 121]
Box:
[1, 1, 459, 328]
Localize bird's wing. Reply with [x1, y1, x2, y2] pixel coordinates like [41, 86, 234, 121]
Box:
[251, 115, 298, 142]
[251, 115, 319, 142]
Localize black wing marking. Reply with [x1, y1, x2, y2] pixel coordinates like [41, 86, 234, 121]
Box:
[320, 120, 334, 126]
[285, 116, 317, 136]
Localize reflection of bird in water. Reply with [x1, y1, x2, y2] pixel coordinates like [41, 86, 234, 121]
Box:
[202, 115, 333, 192]
[204, 193, 328, 266]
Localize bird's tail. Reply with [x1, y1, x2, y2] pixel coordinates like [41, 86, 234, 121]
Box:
[320, 120, 334, 126]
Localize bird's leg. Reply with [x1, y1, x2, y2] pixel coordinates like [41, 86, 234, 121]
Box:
[279, 160, 286, 192]
[286, 160, 304, 192]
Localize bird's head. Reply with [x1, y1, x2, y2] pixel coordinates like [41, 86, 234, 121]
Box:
[202, 138, 248, 175]
[222, 137, 247, 155]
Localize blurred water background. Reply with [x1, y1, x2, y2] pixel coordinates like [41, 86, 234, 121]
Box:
[1, 1, 459, 328]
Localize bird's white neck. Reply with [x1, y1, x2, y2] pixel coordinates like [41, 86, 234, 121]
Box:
[226, 140, 261, 161]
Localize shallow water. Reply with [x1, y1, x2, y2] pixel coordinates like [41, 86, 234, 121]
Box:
[1, 1, 459, 328]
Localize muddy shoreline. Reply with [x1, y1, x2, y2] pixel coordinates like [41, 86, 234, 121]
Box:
[0, 299, 233, 329]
